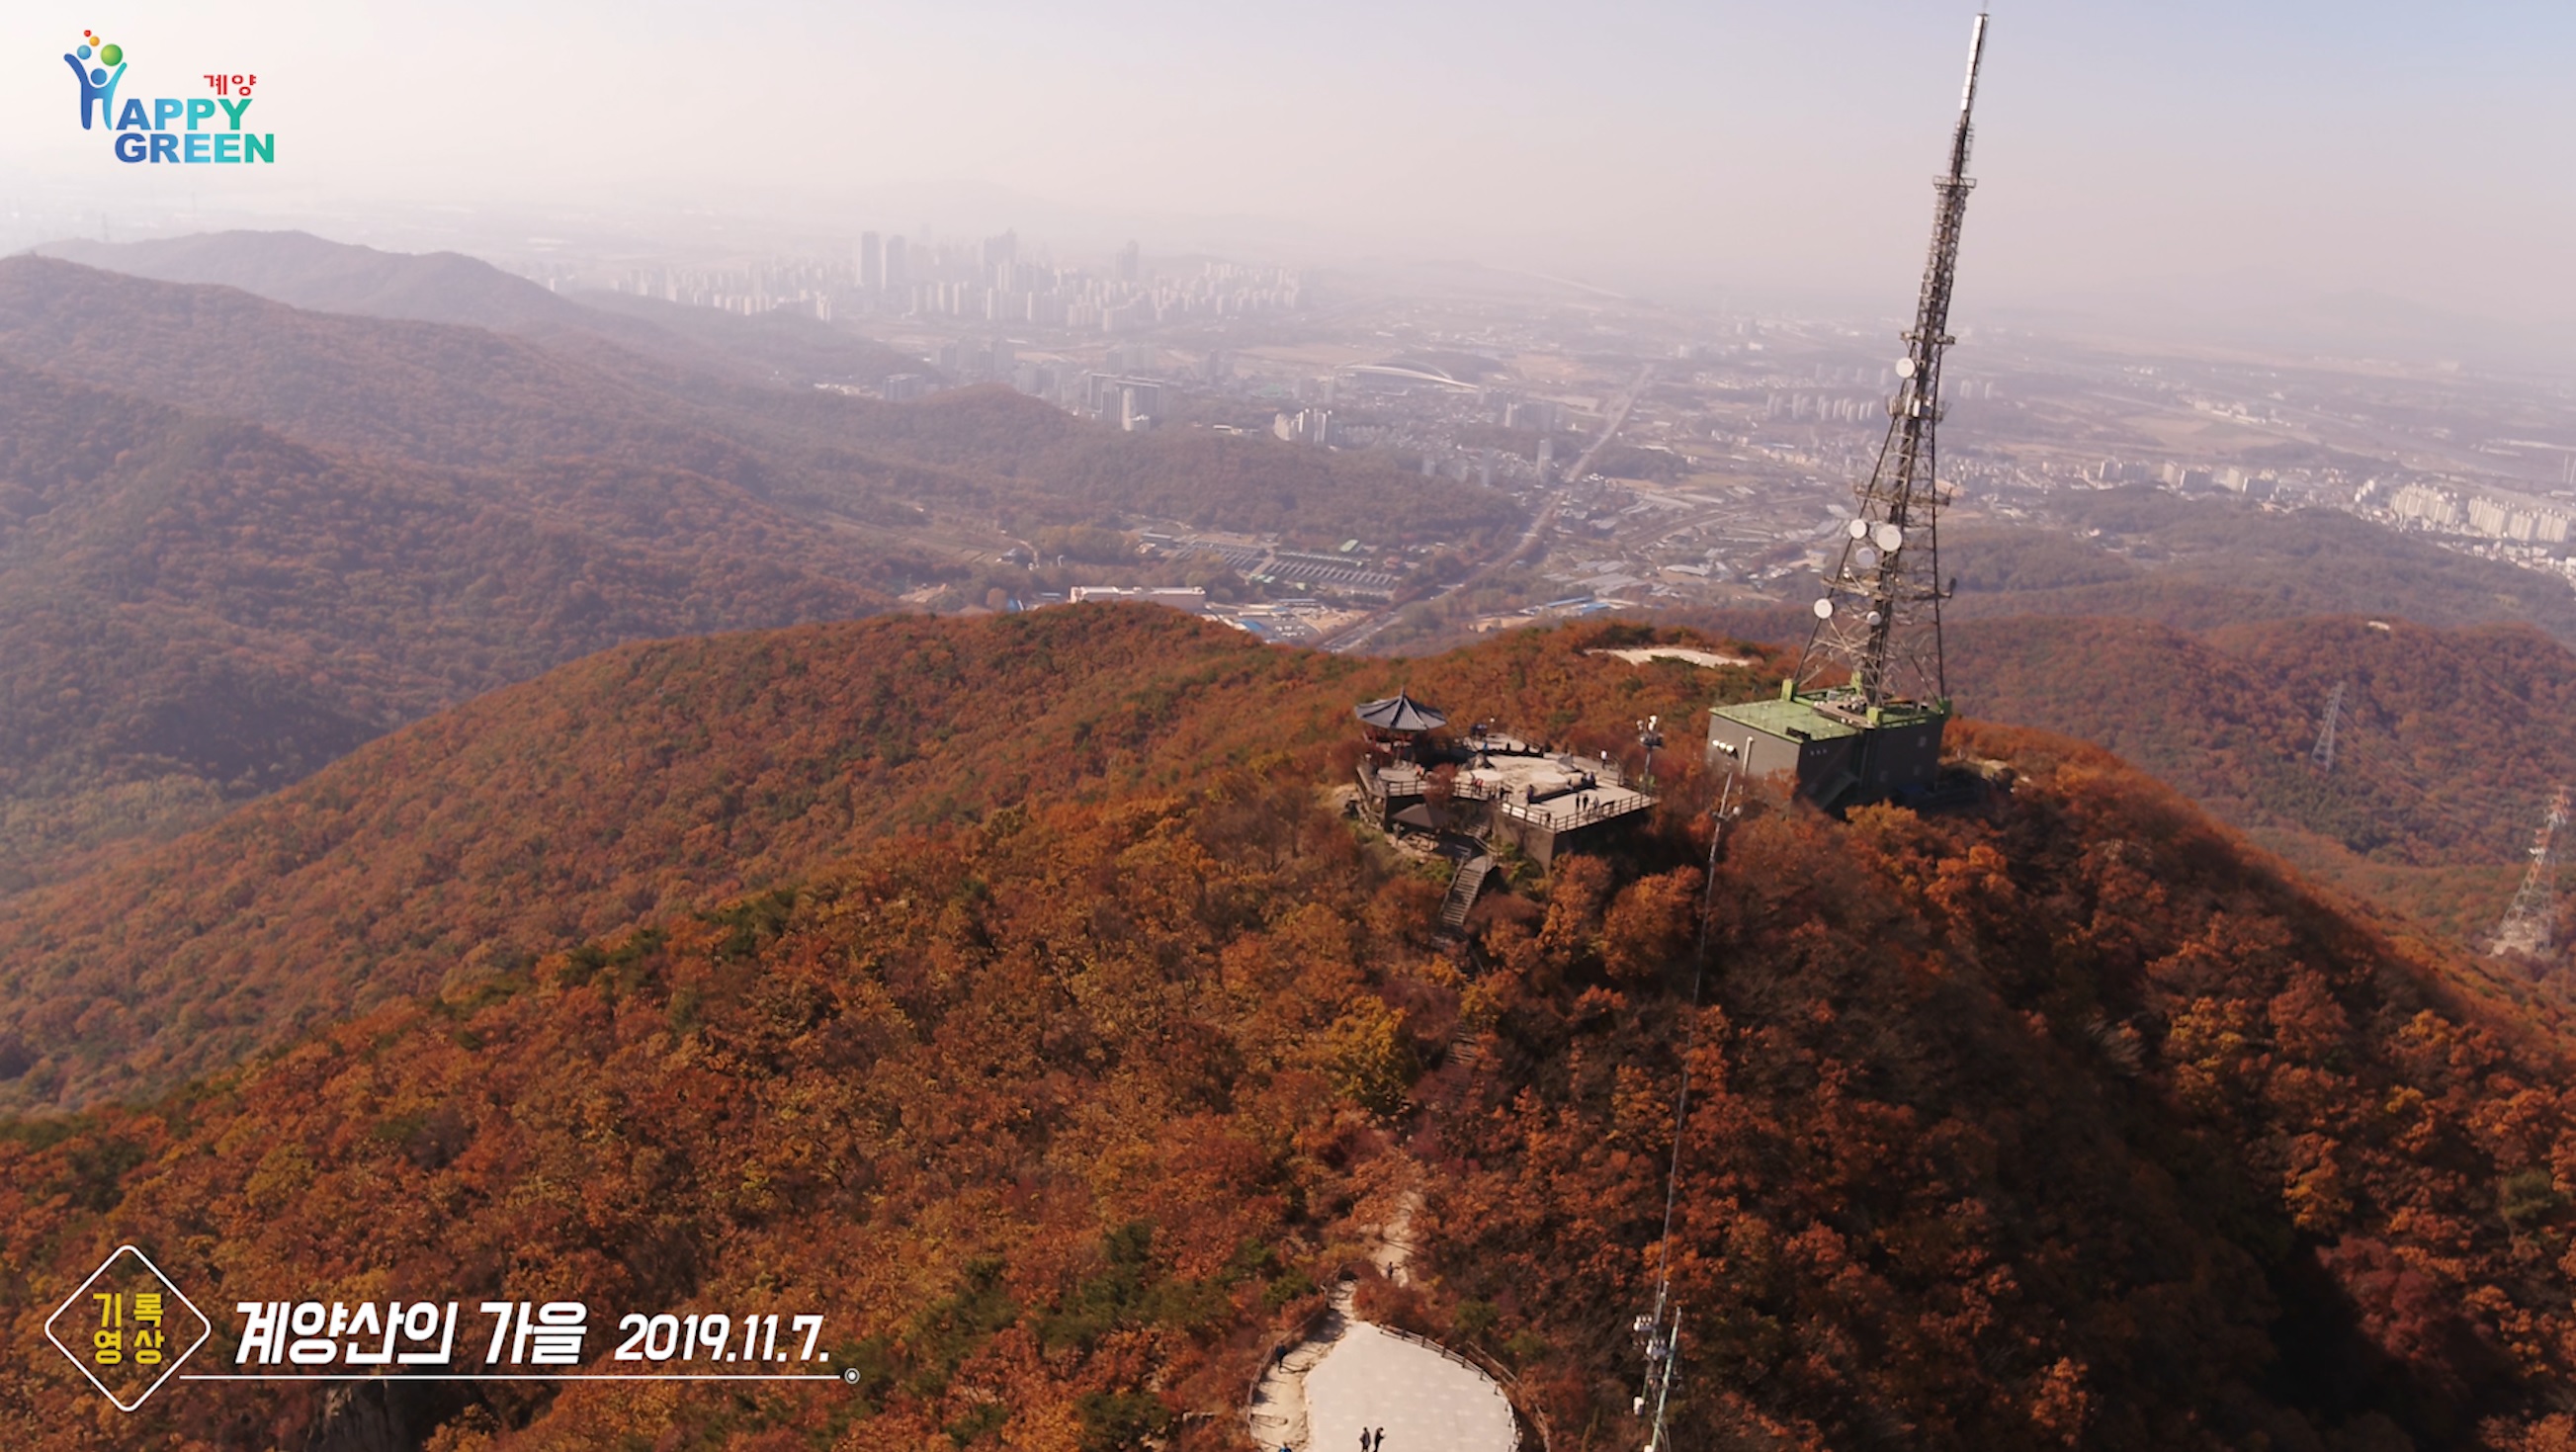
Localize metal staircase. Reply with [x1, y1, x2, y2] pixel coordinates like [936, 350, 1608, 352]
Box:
[1440, 855, 1493, 930]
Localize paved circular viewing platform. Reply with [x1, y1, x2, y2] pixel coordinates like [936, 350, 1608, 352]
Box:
[1245, 1176, 1518, 1452]
[1300, 1322, 1517, 1452]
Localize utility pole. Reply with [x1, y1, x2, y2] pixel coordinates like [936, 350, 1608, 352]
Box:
[2310, 681, 2346, 774]
[2493, 786, 2570, 959]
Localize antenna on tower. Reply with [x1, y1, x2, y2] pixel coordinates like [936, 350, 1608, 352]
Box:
[2309, 681, 2346, 774]
[2492, 786, 2569, 960]
[1716, 12, 1994, 813]
[1795, 10, 1989, 707]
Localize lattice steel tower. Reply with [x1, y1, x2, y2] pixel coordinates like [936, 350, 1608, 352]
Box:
[2310, 681, 2346, 774]
[2492, 786, 2569, 960]
[1717, 13, 1993, 811]
[1797, 14, 1990, 706]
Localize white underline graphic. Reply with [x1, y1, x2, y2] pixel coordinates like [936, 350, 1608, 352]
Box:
[182, 1373, 847, 1382]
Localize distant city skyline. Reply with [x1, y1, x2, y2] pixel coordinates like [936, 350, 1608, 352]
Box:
[5, 1, 2572, 351]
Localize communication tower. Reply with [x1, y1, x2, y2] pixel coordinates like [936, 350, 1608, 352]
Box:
[2492, 786, 2569, 960]
[1710, 13, 1993, 811]
[2310, 681, 2346, 774]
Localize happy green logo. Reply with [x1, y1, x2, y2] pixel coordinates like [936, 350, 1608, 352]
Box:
[62, 29, 275, 165]
[63, 30, 126, 129]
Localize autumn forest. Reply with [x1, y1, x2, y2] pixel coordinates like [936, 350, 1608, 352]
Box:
[2, 237, 2575, 1452]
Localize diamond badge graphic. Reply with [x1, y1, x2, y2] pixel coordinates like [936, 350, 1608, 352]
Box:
[43, 1245, 212, 1411]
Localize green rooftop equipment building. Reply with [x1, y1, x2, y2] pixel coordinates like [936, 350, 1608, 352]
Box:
[1710, 685, 1949, 813]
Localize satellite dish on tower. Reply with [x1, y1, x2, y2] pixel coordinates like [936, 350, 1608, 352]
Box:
[1813, 599, 1836, 619]
[1784, 5, 1984, 716]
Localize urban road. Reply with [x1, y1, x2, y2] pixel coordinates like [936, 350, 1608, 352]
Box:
[1324, 363, 1654, 655]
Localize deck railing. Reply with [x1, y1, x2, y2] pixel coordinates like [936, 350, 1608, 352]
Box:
[1495, 793, 1651, 831]
[1371, 1324, 1526, 1452]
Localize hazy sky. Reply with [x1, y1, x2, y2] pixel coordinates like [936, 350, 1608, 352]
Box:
[8, 2, 2574, 327]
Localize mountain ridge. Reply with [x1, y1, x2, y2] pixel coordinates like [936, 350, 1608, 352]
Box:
[0, 353, 898, 894]
[1, 614, 2574, 1449]
[37, 228, 926, 389]
[0, 251, 1524, 891]
[0, 609, 1762, 1110]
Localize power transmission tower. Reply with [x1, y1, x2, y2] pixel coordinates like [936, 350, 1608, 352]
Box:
[1794, 14, 1992, 709]
[2492, 786, 2569, 959]
[2309, 681, 2346, 773]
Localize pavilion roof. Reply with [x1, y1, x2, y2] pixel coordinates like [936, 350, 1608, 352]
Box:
[1356, 692, 1448, 733]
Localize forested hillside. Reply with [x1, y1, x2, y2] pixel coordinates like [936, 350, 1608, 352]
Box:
[1424, 722, 2576, 1451]
[1943, 614, 2576, 946]
[0, 360, 892, 894]
[1945, 493, 2576, 643]
[0, 250, 1521, 888]
[2, 770, 1412, 1452]
[0, 257, 774, 479]
[1, 616, 2573, 1450]
[1680, 601, 2576, 950]
[0, 609, 1753, 1110]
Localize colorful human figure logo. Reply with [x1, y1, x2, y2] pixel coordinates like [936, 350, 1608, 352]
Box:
[64, 30, 127, 130]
